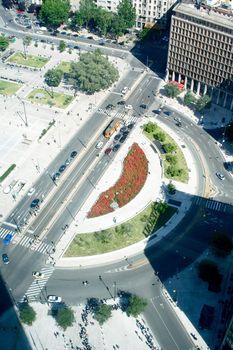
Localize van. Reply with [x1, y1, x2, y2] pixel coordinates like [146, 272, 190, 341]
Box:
[104, 119, 121, 139]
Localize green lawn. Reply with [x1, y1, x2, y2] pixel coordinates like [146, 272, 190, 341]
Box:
[0, 79, 22, 95]
[27, 88, 73, 109]
[7, 52, 49, 68]
[65, 202, 177, 257]
[57, 61, 72, 74]
[144, 123, 189, 183]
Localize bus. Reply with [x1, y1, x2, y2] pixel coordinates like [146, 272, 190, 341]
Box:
[104, 118, 122, 138]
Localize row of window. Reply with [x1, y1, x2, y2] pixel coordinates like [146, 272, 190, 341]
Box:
[171, 30, 232, 48]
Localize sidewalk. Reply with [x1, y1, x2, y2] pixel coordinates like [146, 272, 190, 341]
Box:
[55, 116, 199, 268]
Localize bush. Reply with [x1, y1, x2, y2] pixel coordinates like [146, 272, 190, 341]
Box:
[166, 166, 183, 178]
[144, 122, 156, 133]
[164, 83, 182, 98]
[93, 304, 112, 325]
[126, 294, 147, 317]
[166, 154, 177, 165]
[163, 143, 177, 153]
[154, 132, 165, 142]
[167, 182, 176, 195]
[19, 304, 36, 326]
[0, 164, 16, 183]
[56, 307, 75, 330]
[195, 95, 212, 112]
[183, 91, 196, 106]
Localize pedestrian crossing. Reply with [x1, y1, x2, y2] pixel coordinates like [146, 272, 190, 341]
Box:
[0, 226, 16, 240]
[18, 235, 54, 254]
[194, 197, 227, 213]
[20, 266, 55, 303]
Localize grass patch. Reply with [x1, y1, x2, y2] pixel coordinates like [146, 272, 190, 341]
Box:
[7, 52, 49, 68]
[65, 202, 177, 256]
[0, 164, 16, 183]
[27, 88, 73, 109]
[144, 122, 189, 183]
[57, 61, 71, 74]
[0, 79, 22, 95]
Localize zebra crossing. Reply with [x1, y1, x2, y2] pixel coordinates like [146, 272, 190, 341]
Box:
[0, 226, 15, 240]
[195, 197, 227, 213]
[18, 235, 53, 254]
[20, 266, 55, 303]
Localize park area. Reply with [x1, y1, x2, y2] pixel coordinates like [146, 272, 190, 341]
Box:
[0, 79, 22, 95]
[57, 61, 71, 74]
[27, 88, 73, 108]
[7, 52, 49, 68]
[65, 202, 176, 256]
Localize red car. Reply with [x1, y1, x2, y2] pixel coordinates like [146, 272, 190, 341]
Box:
[104, 148, 112, 155]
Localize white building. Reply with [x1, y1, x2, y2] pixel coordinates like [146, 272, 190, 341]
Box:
[93, 0, 177, 29]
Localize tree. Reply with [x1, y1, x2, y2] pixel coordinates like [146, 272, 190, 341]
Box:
[138, 27, 151, 41]
[0, 35, 9, 52]
[27, 3, 37, 13]
[22, 35, 32, 58]
[19, 304, 36, 326]
[94, 7, 112, 36]
[69, 49, 119, 94]
[154, 131, 165, 142]
[198, 259, 221, 284]
[163, 143, 177, 153]
[2, 0, 13, 9]
[117, 0, 136, 29]
[40, 0, 70, 28]
[126, 294, 147, 317]
[183, 90, 196, 107]
[195, 95, 212, 112]
[144, 122, 156, 133]
[166, 154, 177, 165]
[167, 182, 176, 195]
[93, 304, 112, 325]
[164, 83, 182, 98]
[58, 40, 66, 52]
[44, 68, 63, 97]
[109, 15, 127, 38]
[74, 0, 96, 28]
[56, 307, 75, 330]
[211, 232, 233, 257]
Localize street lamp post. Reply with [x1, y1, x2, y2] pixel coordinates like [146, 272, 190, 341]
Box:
[98, 276, 114, 299]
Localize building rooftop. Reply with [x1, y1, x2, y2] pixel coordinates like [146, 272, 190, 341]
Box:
[174, 2, 233, 30]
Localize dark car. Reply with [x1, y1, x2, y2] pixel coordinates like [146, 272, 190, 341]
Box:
[59, 165, 66, 173]
[120, 126, 128, 133]
[114, 134, 121, 142]
[3, 234, 13, 246]
[52, 172, 60, 181]
[40, 39, 46, 43]
[99, 42, 105, 46]
[152, 109, 161, 114]
[119, 136, 127, 143]
[127, 123, 135, 130]
[163, 110, 172, 116]
[30, 198, 40, 208]
[104, 148, 112, 155]
[70, 151, 77, 158]
[2, 253, 9, 264]
[87, 36, 93, 39]
[113, 144, 120, 152]
[117, 100, 126, 105]
[74, 45, 80, 49]
[140, 104, 147, 109]
[106, 104, 114, 110]
[123, 130, 129, 136]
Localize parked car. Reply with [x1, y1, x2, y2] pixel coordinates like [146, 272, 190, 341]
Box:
[216, 172, 225, 180]
[32, 271, 45, 279]
[59, 165, 66, 173]
[70, 151, 77, 158]
[113, 144, 120, 152]
[27, 187, 35, 196]
[121, 86, 128, 95]
[2, 253, 9, 264]
[47, 295, 62, 303]
[125, 104, 133, 110]
[30, 198, 40, 208]
[104, 148, 112, 155]
[96, 141, 104, 149]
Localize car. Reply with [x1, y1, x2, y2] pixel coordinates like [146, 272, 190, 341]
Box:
[3, 233, 13, 246]
[119, 136, 127, 143]
[114, 134, 121, 142]
[47, 295, 62, 303]
[59, 165, 66, 173]
[125, 104, 133, 110]
[60, 31, 67, 35]
[32, 271, 45, 279]
[113, 144, 120, 152]
[174, 117, 181, 123]
[70, 151, 77, 158]
[87, 36, 93, 39]
[40, 39, 46, 43]
[30, 198, 40, 208]
[117, 100, 126, 105]
[120, 126, 128, 133]
[96, 141, 104, 149]
[74, 45, 80, 50]
[52, 172, 60, 181]
[104, 148, 112, 155]
[163, 110, 172, 116]
[99, 42, 105, 46]
[216, 172, 225, 180]
[106, 104, 114, 110]
[65, 159, 70, 166]
[127, 123, 135, 130]
[2, 253, 9, 265]
[27, 187, 35, 196]
[121, 86, 128, 95]
[140, 104, 147, 109]
[176, 121, 182, 127]
[73, 34, 79, 38]
[123, 130, 129, 136]
[152, 109, 161, 114]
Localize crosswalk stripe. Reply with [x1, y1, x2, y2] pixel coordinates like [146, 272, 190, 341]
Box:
[0, 227, 15, 239]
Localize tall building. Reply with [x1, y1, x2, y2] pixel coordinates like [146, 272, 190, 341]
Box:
[166, 2, 233, 110]
[94, 0, 177, 29]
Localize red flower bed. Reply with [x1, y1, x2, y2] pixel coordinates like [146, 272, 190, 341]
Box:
[88, 143, 148, 218]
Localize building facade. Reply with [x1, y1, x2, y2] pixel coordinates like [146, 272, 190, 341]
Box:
[166, 2, 233, 109]
[94, 0, 177, 29]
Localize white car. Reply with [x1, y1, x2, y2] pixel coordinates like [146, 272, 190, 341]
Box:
[96, 141, 104, 149]
[216, 172, 225, 180]
[32, 271, 45, 279]
[47, 295, 62, 303]
[27, 187, 35, 196]
[125, 104, 133, 110]
[121, 86, 128, 95]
